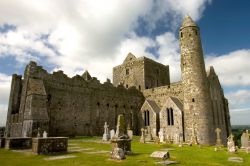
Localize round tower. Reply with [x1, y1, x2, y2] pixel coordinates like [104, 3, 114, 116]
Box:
[180, 16, 214, 145]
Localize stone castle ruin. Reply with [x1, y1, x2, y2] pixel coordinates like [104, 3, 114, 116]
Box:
[5, 16, 231, 145]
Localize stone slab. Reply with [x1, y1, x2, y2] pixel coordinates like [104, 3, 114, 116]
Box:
[44, 155, 77, 161]
[32, 137, 68, 154]
[156, 161, 178, 165]
[150, 151, 169, 159]
[228, 157, 243, 163]
[5, 137, 32, 150]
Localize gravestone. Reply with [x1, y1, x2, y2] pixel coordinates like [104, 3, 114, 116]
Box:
[37, 130, 41, 137]
[110, 129, 115, 140]
[110, 114, 131, 160]
[102, 122, 110, 141]
[140, 128, 145, 143]
[158, 129, 165, 143]
[43, 131, 48, 138]
[241, 130, 249, 149]
[145, 126, 153, 142]
[127, 129, 133, 140]
[215, 128, 222, 146]
[227, 134, 236, 153]
[150, 151, 170, 160]
[111, 148, 125, 160]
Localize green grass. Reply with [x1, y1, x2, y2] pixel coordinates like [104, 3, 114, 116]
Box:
[0, 136, 249, 166]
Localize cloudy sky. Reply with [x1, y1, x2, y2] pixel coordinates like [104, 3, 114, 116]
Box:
[0, 0, 249, 126]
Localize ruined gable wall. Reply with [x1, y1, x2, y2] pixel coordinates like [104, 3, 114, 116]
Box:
[208, 72, 230, 145]
[113, 58, 144, 90]
[142, 82, 183, 108]
[5, 74, 23, 137]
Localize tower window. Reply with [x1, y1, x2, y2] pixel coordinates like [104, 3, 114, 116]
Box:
[126, 68, 129, 75]
[192, 98, 195, 102]
[139, 85, 141, 91]
[126, 84, 128, 88]
[180, 32, 183, 38]
[195, 30, 198, 35]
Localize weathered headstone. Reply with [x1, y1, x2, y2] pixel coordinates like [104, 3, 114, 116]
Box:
[145, 126, 153, 142]
[37, 128, 41, 138]
[110, 129, 115, 140]
[140, 128, 145, 143]
[111, 148, 125, 160]
[227, 134, 236, 153]
[127, 129, 133, 140]
[150, 151, 170, 160]
[102, 122, 110, 141]
[158, 129, 165, 143]
[241, 130, 249, 149]
[110, 114, 131, 160]
[43, 131, 48, 138]
[215, 128, 222, 146]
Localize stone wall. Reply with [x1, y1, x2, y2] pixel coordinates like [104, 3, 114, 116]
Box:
[142, 82, 183, 108]
[6, 61, 145, 137]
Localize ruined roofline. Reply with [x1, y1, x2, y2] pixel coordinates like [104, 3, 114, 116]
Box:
[21, 61, 145, 95]
[23, 61, 118, 87]
[113, 53, 169, 69]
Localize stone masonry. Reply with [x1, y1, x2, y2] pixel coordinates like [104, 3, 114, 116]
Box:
[5, 16, 231, 145]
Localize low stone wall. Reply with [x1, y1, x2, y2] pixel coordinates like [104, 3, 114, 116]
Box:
[5, 137, 32, 149]
[0, 138, 5, 148]
[32, 137, 68, 154]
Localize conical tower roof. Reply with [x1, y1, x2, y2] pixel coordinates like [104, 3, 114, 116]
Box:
[181, 15, 197, 27]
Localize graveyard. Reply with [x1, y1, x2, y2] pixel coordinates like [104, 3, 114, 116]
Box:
[0, 135, 249, 166]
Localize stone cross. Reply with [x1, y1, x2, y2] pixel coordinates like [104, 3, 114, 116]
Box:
[43, 131, 48, 138]
[215, 128, 222, 146]
[104, 122, 109, 134]
[140, 128, 145, 143]
[102, 122, 110, 141]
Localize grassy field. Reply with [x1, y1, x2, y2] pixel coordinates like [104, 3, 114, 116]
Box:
[0, 136, 249, 166]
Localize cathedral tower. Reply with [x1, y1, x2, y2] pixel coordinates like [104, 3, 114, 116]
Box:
[180, 16, 214, 144]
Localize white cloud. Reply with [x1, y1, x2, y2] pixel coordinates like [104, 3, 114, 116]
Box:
[230, 108, 250, 125]
[0, 0, 212, 80]
[0, 73, 11, 126]
[226, 89, 250, 109]
[0, 0, 212, 126]
[206, 49, 250, 87]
